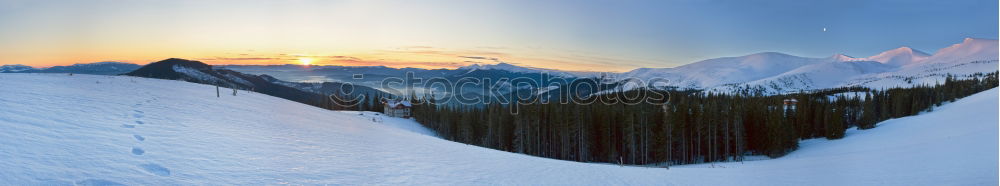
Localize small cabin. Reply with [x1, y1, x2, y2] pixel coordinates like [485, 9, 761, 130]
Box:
[382, 99, 412, 118]
[782, 98, 799, 105]
[782, 98, 799, 111]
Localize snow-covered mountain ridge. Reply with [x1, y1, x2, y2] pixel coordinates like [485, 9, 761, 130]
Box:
[621, 38, 998, 94]
[0, 62, 140, 75]
[458, 62, 580, 77]
[830, 46, 931, 66]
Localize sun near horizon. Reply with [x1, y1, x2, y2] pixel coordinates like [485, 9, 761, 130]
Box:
[298, 57, 314, 66]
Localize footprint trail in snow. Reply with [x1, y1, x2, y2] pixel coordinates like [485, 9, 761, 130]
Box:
[126, 97, 172, 177]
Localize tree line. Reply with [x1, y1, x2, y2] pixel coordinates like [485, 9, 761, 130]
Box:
[408, 72, 998, 167]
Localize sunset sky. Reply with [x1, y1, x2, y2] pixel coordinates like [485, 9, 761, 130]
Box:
[0, 0, 996, 72]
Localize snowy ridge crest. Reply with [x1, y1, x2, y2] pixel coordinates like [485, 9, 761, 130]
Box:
[622, 38, 998, 94]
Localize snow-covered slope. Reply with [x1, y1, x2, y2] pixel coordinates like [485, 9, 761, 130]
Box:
[832, 47, 931, 66]
[844, 38, 999, 90]
[652, 38, 999, 94]
[0, 73, 995, 185]
[920, 38, 999, 65]
[339, 111, 438, 137]
[0, 64, 34, 72]
[624, 52, 830, 89]
[863, 47, 931, 66]
[711, 61, 895, 94]
[678, 87, 999, 185]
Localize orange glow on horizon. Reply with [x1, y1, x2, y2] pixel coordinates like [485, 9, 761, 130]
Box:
[2, 47, 644, 73]
[298, 57, 314, 65]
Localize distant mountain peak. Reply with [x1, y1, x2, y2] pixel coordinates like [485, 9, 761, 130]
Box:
[745, 52, 794, 58]
[459, 62, 523, 70]
[80, 61, 131, 65]
[124, 58, 212, 79]
[830, 53, 859, 61]
[942, 38, 997, 52]
[883, 46, 929, 56]
[957, 37, 997, 47]
[864, 46, 930, 66]
[160, 58, 203, 63]
[0, 62, 140, 75]
[0, 64, 32, 68]
[494, 62, 516, 67]
[156, 58, 211, 69]
[828, 46, 931, 66]
[0, 64, 35, 73]
[460, 62, 527, 71]
[924, 38, 999, 64]
[457, 62, 576, 77]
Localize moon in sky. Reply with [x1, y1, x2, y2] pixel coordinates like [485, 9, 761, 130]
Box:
[823, 28, 827, 32]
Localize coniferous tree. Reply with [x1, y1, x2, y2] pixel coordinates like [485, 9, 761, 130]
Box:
[406, 72, 997, 165]
[826, 98, 846, 139]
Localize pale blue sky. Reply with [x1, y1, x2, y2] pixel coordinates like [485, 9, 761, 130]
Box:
[0, 0, 996, 71]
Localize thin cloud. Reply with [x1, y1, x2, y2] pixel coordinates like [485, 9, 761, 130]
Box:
[200, 57, 278, 61]
[328, 59, 468, 69]
[326, 56, 362, 61]
[459, 56, 499, 61]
